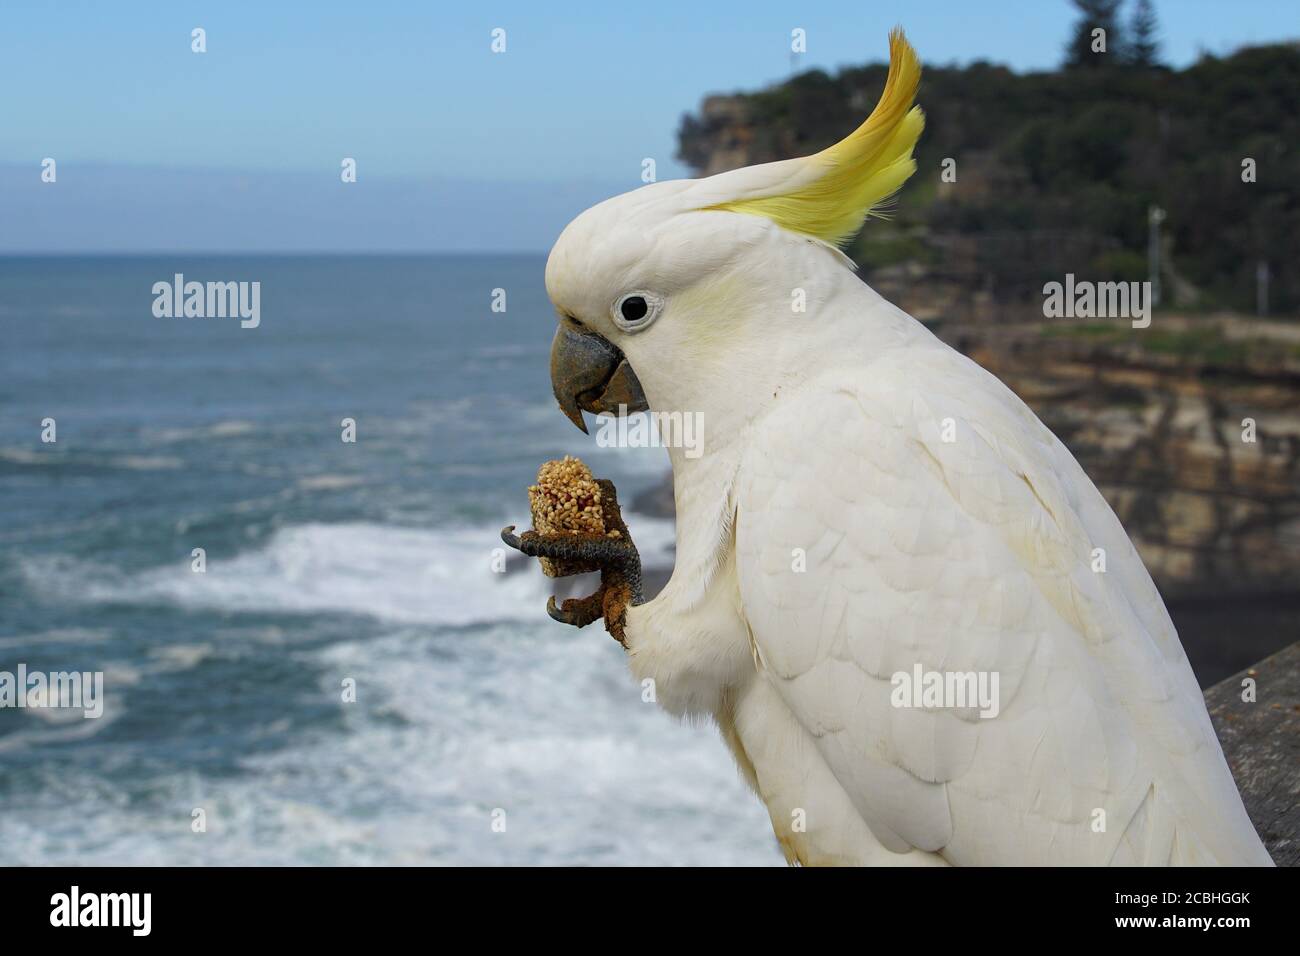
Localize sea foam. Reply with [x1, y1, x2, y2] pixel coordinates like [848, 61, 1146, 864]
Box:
[22, 516, 677, 628]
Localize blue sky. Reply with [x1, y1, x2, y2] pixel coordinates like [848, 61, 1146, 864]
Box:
[2, 0, 1295, 251]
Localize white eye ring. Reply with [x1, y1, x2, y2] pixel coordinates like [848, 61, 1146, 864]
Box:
[612, 291, 663, 332]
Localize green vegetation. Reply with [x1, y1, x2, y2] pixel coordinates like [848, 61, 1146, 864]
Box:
[678, 22, 1300, 315]
[1042, 322, 1123, 340]
[848, 230, 932, 269]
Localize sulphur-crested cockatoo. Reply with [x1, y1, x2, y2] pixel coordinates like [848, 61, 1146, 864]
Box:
[502, 29, 1271, 866]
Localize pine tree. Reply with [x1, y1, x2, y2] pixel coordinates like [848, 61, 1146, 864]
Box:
[1064, 0, 1123, 69]
[1128, 0, 1161, 67]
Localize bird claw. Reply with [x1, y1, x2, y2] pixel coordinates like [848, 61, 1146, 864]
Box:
[500, 525, 565, 560]
[500, 479, 643, 646]
[546, 593, 603, 628]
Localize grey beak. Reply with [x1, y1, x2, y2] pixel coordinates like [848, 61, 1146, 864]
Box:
[549, 319, 649, 433]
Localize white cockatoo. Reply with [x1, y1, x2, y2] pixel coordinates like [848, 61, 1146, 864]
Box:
[503, 29, 1272, 866]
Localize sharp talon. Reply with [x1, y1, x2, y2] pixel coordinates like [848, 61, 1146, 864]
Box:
[545, 590, 604, 628]
[501, 525, 522, 549]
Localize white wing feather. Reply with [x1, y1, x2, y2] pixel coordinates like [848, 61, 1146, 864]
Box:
[734, 337, 1271, 865]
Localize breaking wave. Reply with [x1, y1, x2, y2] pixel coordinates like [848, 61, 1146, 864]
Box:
[21, 516, 677, 628]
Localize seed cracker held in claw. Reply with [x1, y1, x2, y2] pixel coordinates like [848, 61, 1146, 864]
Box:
[500, 456, 642, 646]
[526, 456, 611, 577]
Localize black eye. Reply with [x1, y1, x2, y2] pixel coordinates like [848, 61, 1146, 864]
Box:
[620, 296, 648, 323]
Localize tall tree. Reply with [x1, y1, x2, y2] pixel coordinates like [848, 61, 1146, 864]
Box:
[1064, 0, 1123, 69]
[1127, 0, 1162, 67]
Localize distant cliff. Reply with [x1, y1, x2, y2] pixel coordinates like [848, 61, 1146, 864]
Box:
[678, 43, 1300, 316]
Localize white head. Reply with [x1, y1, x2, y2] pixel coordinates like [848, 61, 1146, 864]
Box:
[544, 29, 924, 446]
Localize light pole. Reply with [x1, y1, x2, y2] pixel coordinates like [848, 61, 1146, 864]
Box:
[1148, 205, 1166, 309]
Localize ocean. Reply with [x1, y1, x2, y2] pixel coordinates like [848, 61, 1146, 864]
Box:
[0, 254, 780, 865]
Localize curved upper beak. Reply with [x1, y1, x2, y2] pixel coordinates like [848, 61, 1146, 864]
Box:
[549, 319, 648, 433]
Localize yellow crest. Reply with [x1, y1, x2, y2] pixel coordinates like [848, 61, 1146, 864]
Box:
[702, 28, 924, 248]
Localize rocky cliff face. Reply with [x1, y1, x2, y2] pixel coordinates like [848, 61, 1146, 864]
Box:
[948, 315, 1300, 600]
